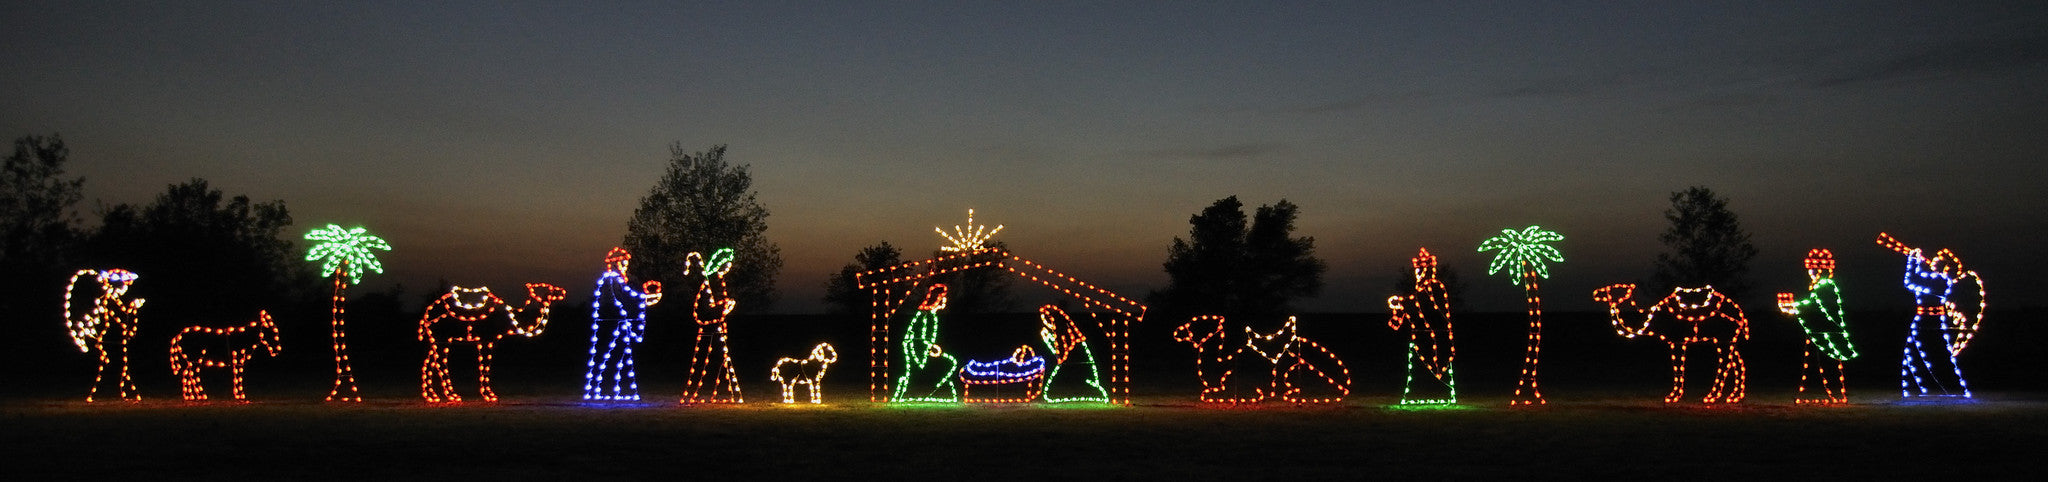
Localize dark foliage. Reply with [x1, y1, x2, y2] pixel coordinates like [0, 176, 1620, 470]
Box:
[823, 241, 903, 315]
[1653, 186, 1758, 297]
[623, 144, 784, 312]
[1150, 196, 1325, 319]
[926, 240, 1018, 315]
[83, 178, 312, 323]
[0, 134, 86, 316]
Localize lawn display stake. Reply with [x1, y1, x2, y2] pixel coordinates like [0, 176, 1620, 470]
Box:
[170, 310, 282, 401]
[1878, 232, 1985, 400]
[62, 269, 144, 402]
[419, 283, 565, 403]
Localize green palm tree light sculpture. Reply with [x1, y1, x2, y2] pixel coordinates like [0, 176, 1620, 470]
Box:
[1478, 225, 1564, 406]
[304, 224, 391, 402]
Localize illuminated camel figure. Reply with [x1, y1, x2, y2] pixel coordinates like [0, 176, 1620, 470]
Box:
[1173, 315, 1351, 403]
[170, 310, 282, 401]
[418, 283, 567, 403]
[1592, 284, 1752, 403]
[62, 269, 145, 402]
[770, 343, 838, 403]
[681, 248, 744, 404]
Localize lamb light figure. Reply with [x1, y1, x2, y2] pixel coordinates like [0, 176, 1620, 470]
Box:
[770, 343, 838, 403]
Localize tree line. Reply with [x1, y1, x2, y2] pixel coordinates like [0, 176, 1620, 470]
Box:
[3, 132, 1758, 328]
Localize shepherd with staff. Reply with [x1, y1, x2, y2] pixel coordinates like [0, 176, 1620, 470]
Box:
[1877, 232, 1985, 399]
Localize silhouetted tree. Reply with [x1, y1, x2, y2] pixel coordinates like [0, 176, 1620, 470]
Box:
[929, 240, 1018, 315]
[623, 144, 784, 312]
[1, 134, 87, 381]
[1150, 196, 1325, 319]
[823, 241, 903, 315]
[84, 178, 307, 323]
[1654, 186, 1758, 298]
[1, 134, 85, 315]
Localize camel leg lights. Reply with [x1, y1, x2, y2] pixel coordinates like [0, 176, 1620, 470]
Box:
[1172, 316, 1349, 404]
[419, 283, 564, 402]
[772, 343, 838, 403]
[682, 248, 744, 404]
[170, 310, 282, 401]
[1594, 284, 1751, 403]
[63, 269, 144, 402]
[1879, 233, 1984, 400]
[1778, 249, 1856, 404]
[1386, 248, 1457, 405]
[586, 247, 661, 401]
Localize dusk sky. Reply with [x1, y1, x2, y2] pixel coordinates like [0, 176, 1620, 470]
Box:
[5, 2, 2044, 312]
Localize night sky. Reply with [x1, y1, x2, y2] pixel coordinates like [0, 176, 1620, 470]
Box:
[5, 2, 2045, 312]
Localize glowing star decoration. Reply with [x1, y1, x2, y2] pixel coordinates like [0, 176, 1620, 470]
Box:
[585, 247, 662, 401]
[1386, 248, 1457, 405]
[770, 343, 838, 404]
[303, 224, 392, 402]
[961, 345, 1047, 403]
[1878, 232, 1986, 399]
[681, 248, 744, 404]
[62, 269, 144, 402]
[1172, 315, 1351, 404]
[936, 208, 1003, 253]
[170, 311, 282, 401]
[418, 283, 566, 403]
[891, 284, 962, 402]
[1593, 284, 1752, 404]
[1477, 226, 1564, 406]
[1777, 249, 1857, 404]
[1038, 305, 1109, 403]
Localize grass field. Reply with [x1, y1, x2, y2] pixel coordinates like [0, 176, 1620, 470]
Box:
[9, 392, 2046, 480]
[8, 310, 2045, 479]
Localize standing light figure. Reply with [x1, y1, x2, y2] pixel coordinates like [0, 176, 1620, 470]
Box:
[1878, 233, 1985, 399]
[418, 283, 565, 403]
[585, 247, 662, 401]
[1386, 248, 1456, 405]
[681, 248, 744, 404]
[170, 310, 282, 401]
[62, 269, 145, 402]
[1777, 249, 1856, 404]
[1594, 284, 1751, 404]
[1478, 226, 1565, 406]
[304, 224, 392, 402]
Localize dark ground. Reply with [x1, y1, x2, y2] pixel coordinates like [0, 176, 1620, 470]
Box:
[6, 310, 2045, 479]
